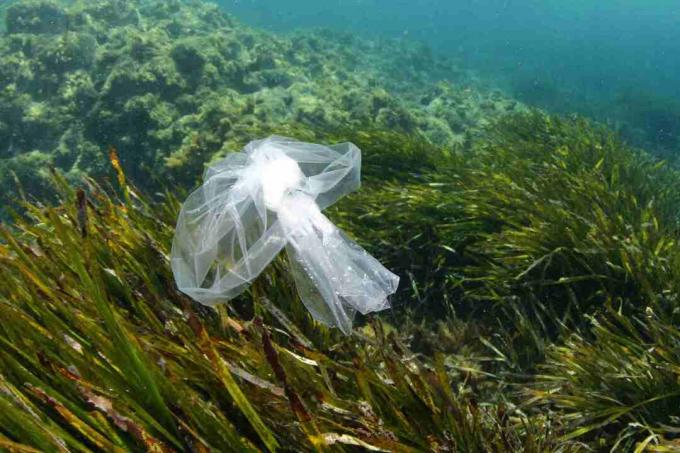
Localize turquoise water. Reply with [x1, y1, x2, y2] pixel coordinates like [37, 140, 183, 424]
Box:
[223, 0, 680, 154]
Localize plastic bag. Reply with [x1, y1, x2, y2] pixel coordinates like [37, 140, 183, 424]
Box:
[171, 136, 399, 334]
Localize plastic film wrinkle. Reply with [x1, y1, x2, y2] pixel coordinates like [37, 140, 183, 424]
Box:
[170, 136, 399, 334]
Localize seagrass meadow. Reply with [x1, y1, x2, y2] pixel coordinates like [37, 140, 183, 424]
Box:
[2, 1, 680, 452]
[2, 114, 680, 452]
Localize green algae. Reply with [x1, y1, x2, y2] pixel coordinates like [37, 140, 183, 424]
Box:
[0, 0, 521, 215]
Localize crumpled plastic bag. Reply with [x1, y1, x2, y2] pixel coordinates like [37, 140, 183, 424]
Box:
[171, 136, 399, 334]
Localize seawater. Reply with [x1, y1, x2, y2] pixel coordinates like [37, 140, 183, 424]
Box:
[222, 0, 680, 154]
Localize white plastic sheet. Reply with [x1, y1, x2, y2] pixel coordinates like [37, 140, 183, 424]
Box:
[171, 136, 399, 334]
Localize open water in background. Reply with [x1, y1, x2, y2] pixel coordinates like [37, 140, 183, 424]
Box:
[222, 0, 680, 153]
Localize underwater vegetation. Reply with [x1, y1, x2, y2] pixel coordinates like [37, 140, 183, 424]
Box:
[0, 0, 520, 216]
[3, 112, 680, 451]
[2, 0, 680, 452]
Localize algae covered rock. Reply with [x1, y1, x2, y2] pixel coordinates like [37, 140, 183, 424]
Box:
[5, 0, 67, 35]
[0, 0, 522, 215]
[171, 38, 206, 76]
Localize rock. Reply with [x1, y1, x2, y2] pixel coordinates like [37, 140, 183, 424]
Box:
[6, 1, 68, 35]
[171, 39, 206, 76]
[0, 0, 523, 211]
[38, 32, 97, 74]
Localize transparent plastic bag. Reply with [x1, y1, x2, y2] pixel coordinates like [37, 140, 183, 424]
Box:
[171, 136, 399, 334]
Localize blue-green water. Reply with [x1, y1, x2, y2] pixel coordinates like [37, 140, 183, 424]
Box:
[223, 0, 680, 153]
